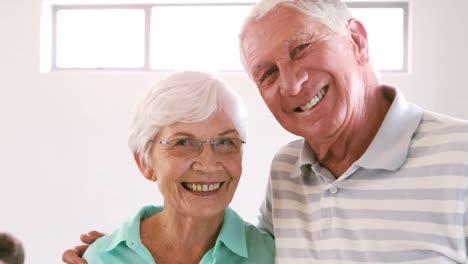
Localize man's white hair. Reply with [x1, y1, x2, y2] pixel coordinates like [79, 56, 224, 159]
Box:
[239, 0, 352, 74]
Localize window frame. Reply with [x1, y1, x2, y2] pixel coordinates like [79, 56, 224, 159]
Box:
[51, 4, 152, 71]
[49, 1, 408, 72]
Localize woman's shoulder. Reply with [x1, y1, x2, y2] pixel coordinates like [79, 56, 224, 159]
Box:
[241, 218, 275, 263]
[82, 227, 126, 263]
[83, 205, 163, 262]
[224, 208, 275, 263]
[243, 220, 275, 249]
[225, 207, 273, 241]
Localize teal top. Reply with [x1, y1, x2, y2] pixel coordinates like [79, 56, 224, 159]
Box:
[83, 205, 275, 264]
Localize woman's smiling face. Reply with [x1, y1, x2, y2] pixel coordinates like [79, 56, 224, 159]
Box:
[142, 110, 243, 220]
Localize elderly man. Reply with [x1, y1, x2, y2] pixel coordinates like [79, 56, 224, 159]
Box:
[240, 0, 468, 263]
[63, 0, 468, 263]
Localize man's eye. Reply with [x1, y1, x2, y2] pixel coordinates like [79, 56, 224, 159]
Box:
[292, 43, 310, 58]
[259, 67, 279, 84]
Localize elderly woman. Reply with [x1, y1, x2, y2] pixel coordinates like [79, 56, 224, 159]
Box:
[70, 71, 274, 263]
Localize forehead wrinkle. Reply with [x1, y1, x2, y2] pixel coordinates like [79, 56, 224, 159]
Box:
[243, 38, 264, 74]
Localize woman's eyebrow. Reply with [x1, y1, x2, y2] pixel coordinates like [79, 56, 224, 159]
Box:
[167, 132, 195, 138]
[218, 129, 239, 136]
[167, 129, 238, 138]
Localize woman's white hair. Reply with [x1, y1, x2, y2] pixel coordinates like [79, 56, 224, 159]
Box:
[239, 0, 352, 73]
[128, 71, 248, 164]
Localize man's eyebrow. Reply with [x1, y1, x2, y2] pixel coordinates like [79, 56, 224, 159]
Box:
[250, 33, 316, 78]
[244, 41, 263, 76]
[246, 50, 267, 79]
[286, 32, 310, 47]
[251, 63, 268, 79]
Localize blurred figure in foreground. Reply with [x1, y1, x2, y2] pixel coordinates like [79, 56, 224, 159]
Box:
[0, 232, 24, 264]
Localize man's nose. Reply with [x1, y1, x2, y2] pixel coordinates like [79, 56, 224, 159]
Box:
[278, 62, 308, 96]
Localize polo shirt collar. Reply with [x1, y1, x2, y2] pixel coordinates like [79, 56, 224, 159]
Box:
[102, 205, 161, 252]
[297, 140, 318, 171]
[355, 86, 423, 170]
[294, 86, 423, 174]
[213, 207, 248, 258]
[99, 206, 248, 258]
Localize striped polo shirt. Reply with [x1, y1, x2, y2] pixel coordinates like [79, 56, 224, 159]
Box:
[259, 86, 468, 263]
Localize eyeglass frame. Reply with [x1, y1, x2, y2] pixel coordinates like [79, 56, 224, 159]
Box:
[148, 137, 246, 158]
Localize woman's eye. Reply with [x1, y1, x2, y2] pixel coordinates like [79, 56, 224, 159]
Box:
[218, 138, 234, 145]
[174, 138, 192, 146]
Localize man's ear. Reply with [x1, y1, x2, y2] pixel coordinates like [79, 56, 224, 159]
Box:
[348, 18, 369, 64]
[134, 152, 157, 182]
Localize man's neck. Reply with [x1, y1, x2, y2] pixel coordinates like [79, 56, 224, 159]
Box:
[307, 85, 392, 177]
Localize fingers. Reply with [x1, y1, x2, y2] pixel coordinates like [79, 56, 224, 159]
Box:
[61, 245, 88, 264]
[80, 230, 105, 244]
[62, 231, 104, 263]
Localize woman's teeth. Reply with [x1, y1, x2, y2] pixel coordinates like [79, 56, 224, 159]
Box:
[183, 182, 221, 192]
[300, 88, 326, 111]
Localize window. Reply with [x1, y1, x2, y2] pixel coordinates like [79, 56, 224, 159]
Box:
[44, 1, 408, 72]
[55, 7, 146, 69]
[149, 5, 251, 71]
[347, 2, 409, 72]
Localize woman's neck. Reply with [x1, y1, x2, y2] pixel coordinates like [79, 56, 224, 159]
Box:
[140, 207, 224, 264]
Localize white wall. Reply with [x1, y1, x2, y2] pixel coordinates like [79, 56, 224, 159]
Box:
[0, 0, 467, 263]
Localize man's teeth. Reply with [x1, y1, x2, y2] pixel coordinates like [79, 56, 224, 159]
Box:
[184, 183, 221, 192]
[300, 88, 326, 111]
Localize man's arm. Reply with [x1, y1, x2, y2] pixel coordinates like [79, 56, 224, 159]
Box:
[62, 231, 105, 264]
[257, 178, 274, 237]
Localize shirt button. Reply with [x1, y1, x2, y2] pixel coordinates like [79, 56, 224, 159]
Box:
[329, 186, 338, 194]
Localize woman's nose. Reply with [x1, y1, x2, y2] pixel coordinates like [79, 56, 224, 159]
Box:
[192, 144, 219, 171]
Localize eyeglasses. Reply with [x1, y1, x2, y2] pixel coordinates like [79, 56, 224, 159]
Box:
[149, 137, 246, 158]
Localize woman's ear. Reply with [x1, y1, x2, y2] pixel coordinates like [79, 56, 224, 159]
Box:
[134, 152, 157, 182]
[348, 18, 369, 64]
